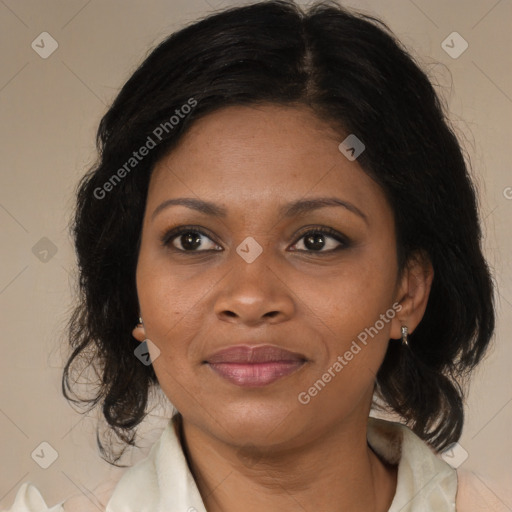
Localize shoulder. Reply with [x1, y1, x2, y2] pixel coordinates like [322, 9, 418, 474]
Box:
[2, 418, 178, 512]
[1, 482, 63, 512]
[371, 418, 509, 512]
[456, 469, 510, 512]
[61, 478, 120, 512]
[368, 417, 457, 511]
[2, 478, 120, 512]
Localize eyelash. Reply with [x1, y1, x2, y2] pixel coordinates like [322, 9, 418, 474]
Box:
[160, 225, 350, 254]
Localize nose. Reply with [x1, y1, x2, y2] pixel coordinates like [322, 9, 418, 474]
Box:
[213, 249, 295, 327]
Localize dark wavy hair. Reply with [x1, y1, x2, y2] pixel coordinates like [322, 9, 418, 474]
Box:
[62, 0, 496, 465]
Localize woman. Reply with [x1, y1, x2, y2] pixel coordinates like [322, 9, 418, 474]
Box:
[4, 1, 499, 510]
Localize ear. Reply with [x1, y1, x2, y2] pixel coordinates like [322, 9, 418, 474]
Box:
[390, 250, 434, 340]
[132, 320, 146, 342]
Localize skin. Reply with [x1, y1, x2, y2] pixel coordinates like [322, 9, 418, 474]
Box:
[132, 104, 434, 512]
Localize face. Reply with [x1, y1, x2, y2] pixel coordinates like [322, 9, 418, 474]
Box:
[133, 104, 408, 449]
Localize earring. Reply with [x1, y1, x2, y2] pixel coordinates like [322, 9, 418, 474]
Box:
[401, 325, 409, 346]
[138, 317, 143, 326]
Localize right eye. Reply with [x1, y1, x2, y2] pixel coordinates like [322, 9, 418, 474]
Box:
[161, 226, 222, 252]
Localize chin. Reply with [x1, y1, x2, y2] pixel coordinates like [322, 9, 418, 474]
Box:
[202, 399, 309, 446]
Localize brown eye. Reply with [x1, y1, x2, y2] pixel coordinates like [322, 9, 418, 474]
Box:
[161, 227, 222, 252]
[290, 228, 349, 253]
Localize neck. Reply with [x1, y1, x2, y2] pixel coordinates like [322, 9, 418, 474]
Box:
[176, 413, 397, 512]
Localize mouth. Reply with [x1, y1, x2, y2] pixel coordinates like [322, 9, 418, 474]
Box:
[204, 345, 307, 387]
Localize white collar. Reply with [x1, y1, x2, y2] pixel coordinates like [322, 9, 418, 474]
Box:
[105, 415, 457, 512]
[367, 417, 457, 511]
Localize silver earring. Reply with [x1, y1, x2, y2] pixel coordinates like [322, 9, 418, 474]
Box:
[401, 325, 409, 346]
[138, 317, 143, 326]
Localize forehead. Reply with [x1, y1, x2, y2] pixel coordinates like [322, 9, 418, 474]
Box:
[148, 104, 390, 222]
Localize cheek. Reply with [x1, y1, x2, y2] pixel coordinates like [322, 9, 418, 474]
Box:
[136, 242, 208, 327]
[135, 250, 219, 386]
[303, 251, 396, 336]
[137, 273, 204, 353]
[297, 248, 397, 390]
[297, 266, 396, 417]
[137, 269, 205, 407]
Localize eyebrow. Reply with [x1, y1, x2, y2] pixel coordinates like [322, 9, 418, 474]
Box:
[151, 196, 368, 225]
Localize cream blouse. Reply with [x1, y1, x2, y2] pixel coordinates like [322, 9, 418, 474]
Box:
[2, 415, 506, 511]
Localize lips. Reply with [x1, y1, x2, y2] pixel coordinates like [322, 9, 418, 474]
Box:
[205, 345, 307, 387]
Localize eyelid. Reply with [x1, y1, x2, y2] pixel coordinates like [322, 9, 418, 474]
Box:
[289, 225, 350, 251]
[160, 224, 219, 244]
[291, 225, 348, 243]
[160, 224, 350, 253]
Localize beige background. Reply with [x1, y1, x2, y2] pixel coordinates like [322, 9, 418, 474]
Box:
[1, 0, 511, 509]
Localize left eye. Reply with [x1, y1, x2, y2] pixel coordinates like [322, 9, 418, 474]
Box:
[290, 229, 348, 252]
